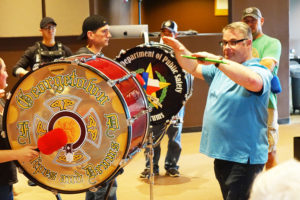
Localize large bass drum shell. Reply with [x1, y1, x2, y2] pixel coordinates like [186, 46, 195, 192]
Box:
[3, 55, 149, 194]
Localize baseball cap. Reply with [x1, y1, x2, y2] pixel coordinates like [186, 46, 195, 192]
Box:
[40, 17, 57, 29]
[242, 7, 262, 19]
[79, 15, 108, 40]
[161, 20, 178, 33]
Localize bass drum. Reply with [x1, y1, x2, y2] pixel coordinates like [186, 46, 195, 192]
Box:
[3, 55, 150, 194]
[116, 42, 193, 125]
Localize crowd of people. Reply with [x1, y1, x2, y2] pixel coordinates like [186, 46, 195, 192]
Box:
[0, 6, 291, 200]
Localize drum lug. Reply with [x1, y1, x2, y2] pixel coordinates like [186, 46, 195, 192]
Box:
[96, 52, 104, 58]
[108, 72, 136, 87]
[120, 148, 141, 166]
[89, 187, 98, 192]
[71, 55, 97, 64]
[126, 107, 151, 126]
[127, 118, 135, 126]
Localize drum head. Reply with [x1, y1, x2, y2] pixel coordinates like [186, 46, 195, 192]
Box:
[116, 43, 188, 125]
[4, 61, 131, 193]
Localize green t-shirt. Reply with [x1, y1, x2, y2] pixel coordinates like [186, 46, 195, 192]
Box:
[252, 34, 282, 109]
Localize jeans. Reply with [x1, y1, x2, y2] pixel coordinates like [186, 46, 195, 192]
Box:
[214, 159, 264, 200]
[0, 185, 13, 200]
[85, 180, 117, 200]
[145, 107, 184, 171]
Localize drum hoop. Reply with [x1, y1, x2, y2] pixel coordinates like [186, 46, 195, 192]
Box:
[3, 59, 137, 194]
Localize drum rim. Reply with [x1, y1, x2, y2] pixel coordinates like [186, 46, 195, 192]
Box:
[3, 60, 135, 193]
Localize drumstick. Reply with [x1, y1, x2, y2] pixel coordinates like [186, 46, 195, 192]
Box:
[181, 55, 227, 64]
[37, 128, 68, 155]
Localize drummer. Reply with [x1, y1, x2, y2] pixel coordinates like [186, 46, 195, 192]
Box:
[12, 17, 72, 187]
[12, 17, 73, 78]
[76, 15, 117, 200]
[76, 15, 111, 55]
[0, 58, 39, 199]
[140, 20, 186, 178]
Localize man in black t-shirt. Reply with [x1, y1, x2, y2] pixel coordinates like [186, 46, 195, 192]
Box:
[76, 15, 111, 55]
[12, 17, 73, 77]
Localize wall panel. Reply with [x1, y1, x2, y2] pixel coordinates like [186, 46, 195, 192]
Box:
[45, 0, 90, 36]
[0, 0, 42, 37]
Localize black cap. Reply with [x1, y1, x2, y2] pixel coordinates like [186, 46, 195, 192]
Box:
[40, 17, 57, 29]
[161, 20, 178, 33]
[242, 7, 262, 20]
[79, 15, 108, 40]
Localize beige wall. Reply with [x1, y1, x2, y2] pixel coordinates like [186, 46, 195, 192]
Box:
[0, 0, 42, 37]
[0, 0, 89, 37]
[45, 0, 89, 36]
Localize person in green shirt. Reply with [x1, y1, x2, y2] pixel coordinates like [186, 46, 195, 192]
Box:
[242, 7, 282, 169]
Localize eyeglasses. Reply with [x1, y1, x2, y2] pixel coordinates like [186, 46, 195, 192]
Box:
[42, 25, 56, 30]
[219, 38, 248, 47]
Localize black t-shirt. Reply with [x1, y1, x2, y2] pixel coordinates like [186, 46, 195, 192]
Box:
[0, 98, 17, 186]
[12, 41, 73, 77]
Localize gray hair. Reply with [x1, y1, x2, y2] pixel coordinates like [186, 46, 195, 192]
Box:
[250, 159, 300, 200]
[222, 22, 253, 40]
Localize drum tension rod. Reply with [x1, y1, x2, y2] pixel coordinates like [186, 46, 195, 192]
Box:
[120, 148, 141, 166]
[126, 108, 151, 126]
[108, 72, 136, 87]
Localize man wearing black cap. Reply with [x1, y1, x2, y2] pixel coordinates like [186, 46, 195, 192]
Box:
[242, 7, 282, 170]
[12, 17, 73, 77]
[76, 15, 111, 55]
[76, 15, 117, 200]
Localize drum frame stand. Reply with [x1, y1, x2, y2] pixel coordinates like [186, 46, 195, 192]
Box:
[55, 193, 62, 200]
[146, 130, 155, 200]
[145, 122, 171, 200]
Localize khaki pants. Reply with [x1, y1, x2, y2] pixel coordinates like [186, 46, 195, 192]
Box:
[267, 108, 279, 152]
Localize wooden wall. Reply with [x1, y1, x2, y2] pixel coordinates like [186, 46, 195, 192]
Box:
[142, 0, 228, 33]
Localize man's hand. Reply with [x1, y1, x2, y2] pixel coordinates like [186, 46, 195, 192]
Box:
[265, 150, 278, 170]
[192, 52, 222, 65]
[17, 146, 39, 163]
[162, 36, 185, 51]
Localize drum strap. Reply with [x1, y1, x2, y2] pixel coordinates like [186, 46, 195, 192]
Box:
[35, 42, 64, 64]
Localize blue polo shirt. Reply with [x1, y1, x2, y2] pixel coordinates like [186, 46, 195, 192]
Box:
[200, 58, 272, 164]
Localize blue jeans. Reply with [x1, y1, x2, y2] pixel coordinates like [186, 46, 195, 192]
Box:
[214, 159, 264, 200]
[0, 185, 13, 200]
[145, 107, 184, 171]
[85, 180, 117, 200]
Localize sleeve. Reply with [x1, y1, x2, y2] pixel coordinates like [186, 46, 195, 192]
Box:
[261, 38, 282, 63]
[12, 45, 37, 77]
[62, 45, 73, 57]
[201, 65, 217, 85]
[249, 64, 273, 96]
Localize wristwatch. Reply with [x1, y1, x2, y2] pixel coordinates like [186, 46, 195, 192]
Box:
[215, 56, 224, 68]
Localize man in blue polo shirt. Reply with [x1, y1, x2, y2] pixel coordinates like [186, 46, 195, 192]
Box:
[163, 22, 272, 199]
